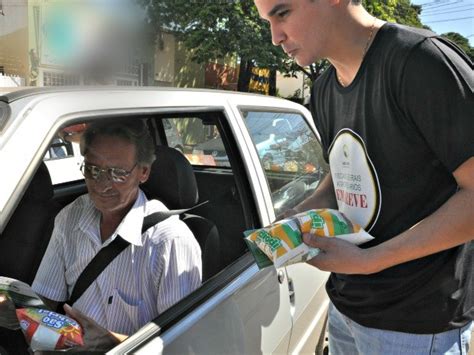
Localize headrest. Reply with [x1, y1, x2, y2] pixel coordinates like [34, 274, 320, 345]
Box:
[24, 162, 54, 202]
[142, 146, 199, 209]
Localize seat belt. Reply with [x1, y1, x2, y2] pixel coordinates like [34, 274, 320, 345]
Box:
[66, 201, 207, 307]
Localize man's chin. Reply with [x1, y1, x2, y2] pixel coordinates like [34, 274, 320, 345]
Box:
[92, 198, 119, 213]
[295, 56, 314, 67]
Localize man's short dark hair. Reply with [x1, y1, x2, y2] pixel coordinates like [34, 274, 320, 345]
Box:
[81, 119, 156, 166]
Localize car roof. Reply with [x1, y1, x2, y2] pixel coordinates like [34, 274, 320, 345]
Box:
[0, 86, 280, 104]
[0, 87, 311, 134]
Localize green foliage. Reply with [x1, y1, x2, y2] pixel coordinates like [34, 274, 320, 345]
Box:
[143, 0, 459, 90]
[363, 0, 423, 27]
[364, 0, 398, 22]
[441, 32, 474, 61]
[143, 0, 285, 69]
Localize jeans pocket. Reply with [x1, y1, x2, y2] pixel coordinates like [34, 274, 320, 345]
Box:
[460, 321, 473, 355]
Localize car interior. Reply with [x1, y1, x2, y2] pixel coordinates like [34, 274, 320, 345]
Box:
[0, 111, 261, 354]
[2, 112, 258, 279]
[0, 104, 329, 353]
[0, 162, 62, 284]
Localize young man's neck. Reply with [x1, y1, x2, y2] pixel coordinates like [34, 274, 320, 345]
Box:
[327, 5, 382, 86]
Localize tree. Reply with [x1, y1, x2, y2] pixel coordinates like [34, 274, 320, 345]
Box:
[142, 0, 427, 94]
[142, 0, 288, 93]
[363, 0, 423, 27]
[441, 32, 474, 61]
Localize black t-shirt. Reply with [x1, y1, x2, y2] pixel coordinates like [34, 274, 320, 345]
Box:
[311, 23, 473, 334]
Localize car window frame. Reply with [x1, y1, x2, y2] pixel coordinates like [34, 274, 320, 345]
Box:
[109, 110, 265, 351]
[1, 102, 305, 353]
[236, 105, 325, 222]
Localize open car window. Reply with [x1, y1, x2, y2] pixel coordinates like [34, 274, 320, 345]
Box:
[241, 110, 329, 217]
[162, 117, 231, 168]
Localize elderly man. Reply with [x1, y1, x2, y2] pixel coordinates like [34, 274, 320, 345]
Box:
[32, 119, 202, 350]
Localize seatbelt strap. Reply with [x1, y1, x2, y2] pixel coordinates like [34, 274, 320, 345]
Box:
[140, 201, 207, 232]
[67, 200, 208, 306]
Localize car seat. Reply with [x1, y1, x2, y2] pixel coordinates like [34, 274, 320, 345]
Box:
[0, 162, 62, 284]
[142, 146, 222, 282]
[0, 162, 62, 355]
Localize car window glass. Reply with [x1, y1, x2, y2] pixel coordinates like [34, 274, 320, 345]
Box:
[161, 118, 185, 154]
[242, 110, 329, 217]
[43, 128, 85, 185]
[43, 136, 74, 161]
[163, 117, 231, 168]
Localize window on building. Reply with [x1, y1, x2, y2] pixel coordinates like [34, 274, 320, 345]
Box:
[116, 79, 134, 86]
[43, 72, 80, 86]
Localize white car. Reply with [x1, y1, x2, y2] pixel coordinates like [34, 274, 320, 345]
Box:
[0, 87, 330, 354]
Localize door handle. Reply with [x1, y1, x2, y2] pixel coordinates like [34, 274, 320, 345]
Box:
[288, 277, 295, 304]
[277, 270, 285, 284]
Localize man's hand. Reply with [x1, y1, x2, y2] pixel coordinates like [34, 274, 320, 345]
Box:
[63, 304, 123, 351]
[280, 207, 299, 219]
[0, 294, 19, 330]
[279, 174, 338, 220]
[303, 234, 377, 275]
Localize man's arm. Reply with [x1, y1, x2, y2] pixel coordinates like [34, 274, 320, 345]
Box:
[283, 173, 338, 217]
[304, 157, 474, 274]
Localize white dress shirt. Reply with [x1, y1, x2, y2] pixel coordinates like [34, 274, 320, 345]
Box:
[32, 190, 202, 335]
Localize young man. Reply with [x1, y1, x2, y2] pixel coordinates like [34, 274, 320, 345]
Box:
[254, 0, 473, 354]
[32, 120, 202, 350]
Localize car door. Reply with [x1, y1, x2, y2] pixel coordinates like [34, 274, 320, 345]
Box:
[110, 106, 294, 354]
[0, 89, 305, 354]
[238, 108, 331, 354]
[122, 264, 293, 354]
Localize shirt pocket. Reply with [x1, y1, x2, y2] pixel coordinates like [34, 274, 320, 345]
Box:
[105, 288, 146, 335]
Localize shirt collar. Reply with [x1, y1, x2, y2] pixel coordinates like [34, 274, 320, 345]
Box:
[77, 196, 99, 235]
[114, 190, 148, 247]
[77, 190, 148, 247]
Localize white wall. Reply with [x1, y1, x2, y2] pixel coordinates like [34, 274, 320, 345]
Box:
[0, 73, 26, 87]
[276, 71, 309, 100]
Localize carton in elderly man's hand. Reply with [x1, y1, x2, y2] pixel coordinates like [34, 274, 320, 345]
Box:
[16, 308, 84, 351]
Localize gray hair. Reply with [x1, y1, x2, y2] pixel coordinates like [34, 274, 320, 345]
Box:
[80, 119, 156, 166]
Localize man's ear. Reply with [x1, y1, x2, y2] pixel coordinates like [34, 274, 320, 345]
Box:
[139, 165, 151, 184]
[328, 0, 341, 6]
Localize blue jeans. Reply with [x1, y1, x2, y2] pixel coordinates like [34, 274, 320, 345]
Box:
[328, 303, 473, 355]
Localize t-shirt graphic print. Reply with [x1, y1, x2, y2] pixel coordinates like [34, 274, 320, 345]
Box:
[328, 128, 381, 233]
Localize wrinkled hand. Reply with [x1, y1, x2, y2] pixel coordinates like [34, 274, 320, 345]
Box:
[63, 304, 121, 352]
[0, 294, 19, 330]
[303, 234, 376, 275]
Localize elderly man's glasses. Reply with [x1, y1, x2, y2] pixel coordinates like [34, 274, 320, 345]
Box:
[80, 162, 137, 183]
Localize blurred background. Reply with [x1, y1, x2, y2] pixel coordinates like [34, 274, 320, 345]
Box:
[0, 0, 472, 103]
